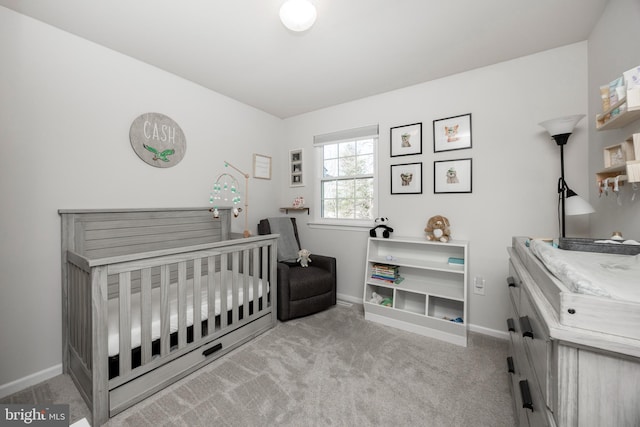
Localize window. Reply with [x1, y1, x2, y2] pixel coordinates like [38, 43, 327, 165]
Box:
[314, 125, 378, 222]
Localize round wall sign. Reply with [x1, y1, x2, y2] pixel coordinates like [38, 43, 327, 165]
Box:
[130, 112, 186, 168]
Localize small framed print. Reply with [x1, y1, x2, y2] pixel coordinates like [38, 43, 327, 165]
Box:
[390, 122, 422, 157]
[434, 158, 472, 194]
[433, 113, 472, 152]
[253, 153, 272, 179]
[289, 149, 304, 187]
[391, 162, 422, 194]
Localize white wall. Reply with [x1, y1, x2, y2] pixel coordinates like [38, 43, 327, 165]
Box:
[0, 7, 283, 388]
[588, 0, 640, 238]
[282, 43, 589, 335]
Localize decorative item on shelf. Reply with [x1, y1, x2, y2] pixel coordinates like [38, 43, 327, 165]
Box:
[370, 292, 393, 307]
[425, 215, 451, 243]
[539, 115, 594, 238]
[369, 217, 394, 238]
[210, 160, 251, 237]
[292, 196, 305, 208]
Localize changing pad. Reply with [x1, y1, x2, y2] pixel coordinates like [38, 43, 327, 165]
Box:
[107, 274, 266, 357]
[529, 239, 640, 300]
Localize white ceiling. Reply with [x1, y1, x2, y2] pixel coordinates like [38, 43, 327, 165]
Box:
[1, 0, 609, 118]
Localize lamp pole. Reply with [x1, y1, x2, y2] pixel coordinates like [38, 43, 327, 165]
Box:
[553, 133, 571, 238]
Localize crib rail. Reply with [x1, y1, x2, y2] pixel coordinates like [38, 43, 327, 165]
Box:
[63, 234, 277, 424]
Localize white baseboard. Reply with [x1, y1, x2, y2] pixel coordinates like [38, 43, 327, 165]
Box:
[336, 293, 362, 305]
[468, 323, 509, 340]
[0, 364, 62, 399]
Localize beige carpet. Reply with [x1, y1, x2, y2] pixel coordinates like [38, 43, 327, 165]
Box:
[2, 304, 515, 426]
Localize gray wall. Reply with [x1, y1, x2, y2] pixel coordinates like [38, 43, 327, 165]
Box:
[0, 7, 283, 390]
[282, 42, 589, 336]
[588, 0, 640, 238]
[3, 0, 638, 395]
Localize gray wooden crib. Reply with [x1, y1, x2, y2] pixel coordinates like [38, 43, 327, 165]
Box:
[59, 207, 278, 426]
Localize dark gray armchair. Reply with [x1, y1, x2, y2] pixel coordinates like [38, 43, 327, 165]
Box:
[258, 218, 336, 321]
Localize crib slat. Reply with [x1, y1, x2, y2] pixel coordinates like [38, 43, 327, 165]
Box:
[178, 261, 187, 349]
[140, 268, 152, 364]
[193, 258, 202, 342]
[119, 272, 132, 376]
[231, 251, 239, 325]
[82, 267, 90, 366]
[243, 249, 250, 319]
[160, 264, 170, 356]
[252, 247, 260, 317]
[220, 253, 228, 329]
[207, 256, 215, 333]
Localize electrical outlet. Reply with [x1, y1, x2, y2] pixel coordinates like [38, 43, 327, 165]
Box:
[473, 276, 485, 295]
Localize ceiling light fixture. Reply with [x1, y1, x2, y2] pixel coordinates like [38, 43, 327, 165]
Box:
[279, 0, 317, 32]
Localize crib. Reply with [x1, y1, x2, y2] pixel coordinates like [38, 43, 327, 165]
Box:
[59, 207, 278, 427]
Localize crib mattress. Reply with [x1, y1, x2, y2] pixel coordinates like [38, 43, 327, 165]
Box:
[108, 274, 267, 357]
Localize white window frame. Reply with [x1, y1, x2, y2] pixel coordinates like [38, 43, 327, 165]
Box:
[311, 125, 379, 229]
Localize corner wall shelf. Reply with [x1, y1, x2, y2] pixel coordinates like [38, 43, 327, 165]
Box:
[279, 207, 310, 215]
[596, 88, 640, 131]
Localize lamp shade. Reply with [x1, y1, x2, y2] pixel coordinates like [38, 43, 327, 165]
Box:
[279, 0, 317, 32]
[565, 189, 595, 216]
[538, 114, 585, 137]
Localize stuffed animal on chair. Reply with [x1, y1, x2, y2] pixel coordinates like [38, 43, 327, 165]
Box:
[369, 217, 394, 238]
[297, 249, 312, 267]
[424, 215, 451, 243]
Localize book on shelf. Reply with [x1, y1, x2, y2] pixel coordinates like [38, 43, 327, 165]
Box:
[447, 257, 464, 265]
[371, 263, 399, 283]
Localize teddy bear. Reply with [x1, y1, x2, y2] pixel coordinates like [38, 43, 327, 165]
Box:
[424, 215, 451, 243]
[297, 249, 312, 267]
[369, 217, 394, 238]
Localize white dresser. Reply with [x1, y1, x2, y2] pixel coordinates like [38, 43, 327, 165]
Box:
[507, 237, 640, 427]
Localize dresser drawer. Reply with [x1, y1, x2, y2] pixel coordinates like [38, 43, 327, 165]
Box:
[520, 286, 552, 409]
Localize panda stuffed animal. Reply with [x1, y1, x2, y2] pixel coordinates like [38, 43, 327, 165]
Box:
[369, 217, 394, 238]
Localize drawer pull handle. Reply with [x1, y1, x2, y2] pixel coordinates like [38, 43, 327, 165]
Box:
[520, 316, 534, 339]
[507, 356, 514, 374]
[507, 276, 516, 287]
[202, 343, 222, 357]
[568, 308, 576, 314]
[519, 380, 534, 411]
[507, 318, 515, 332]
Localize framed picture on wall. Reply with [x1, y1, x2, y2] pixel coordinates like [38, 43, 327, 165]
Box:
[433, 113, 472, 152]
[289, 149, 304, 187]
[253, 153, 272, 179]
[391, 162, 422, 194]
[434, 158, 472, 194]
[390, 122, 422, 157]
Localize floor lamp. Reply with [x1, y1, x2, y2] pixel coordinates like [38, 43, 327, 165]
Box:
[539, 115, 594, 238]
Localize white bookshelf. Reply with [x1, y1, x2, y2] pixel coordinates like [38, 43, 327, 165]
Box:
[362, 236, 468, 346]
